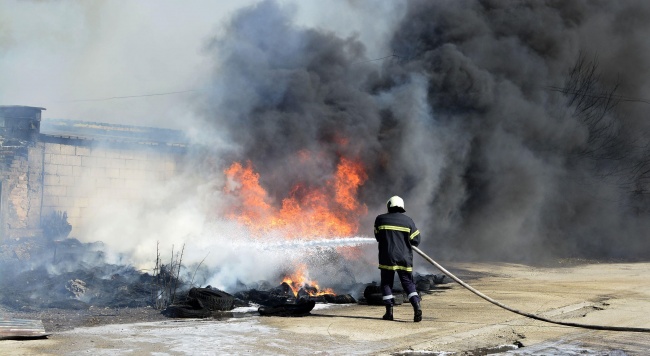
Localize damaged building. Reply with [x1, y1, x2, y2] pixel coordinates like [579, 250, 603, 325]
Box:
[0, 105, 187, 241]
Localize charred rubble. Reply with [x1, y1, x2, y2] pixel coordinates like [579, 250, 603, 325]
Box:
[163, 282, 360, 318]
[1, 235, 447, 319]
[162, 272, 448, 318]
[0, 237, 159, 311]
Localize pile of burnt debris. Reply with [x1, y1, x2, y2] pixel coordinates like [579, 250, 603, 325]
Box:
[0, 237, 156, 311]
[162, 283, 360, 318]
[1, 237, 447, 318]
[161, 272, 448, 318]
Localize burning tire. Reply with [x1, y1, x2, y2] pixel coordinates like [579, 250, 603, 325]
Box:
[324, 294, 357, 304]
[417, 273, 447, 285]
[415, 279, 431, 292]
[237, 289, 295, 307]
[432, 274, 447, 284]
[258, 299, 316, 317]
[188, 287, 235, 311]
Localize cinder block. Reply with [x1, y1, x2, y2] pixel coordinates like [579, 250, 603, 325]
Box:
[106, 168, 120, 178]
[76, 146, 91, 156]
[91, 156, 105, 168]
[134, 160, 147, 170]
[41, 195, 59, 207]
[118, 168, 131, 179]
[51, 154, 66, 165]
[72, 165, 84, 177]
[104, 158, 115, 168]
[164, 161, 176, 172]
[119, 149, 136, 160]
[74, 197, 89, 207]
[109, 178, 126, 188]
[96, 188, 113, 198]
[68, 155, 82, 166]
[90, 167, 106, 178]
[106, 158, 118, 168]
[44, 164, 58, 175]
[59, 144, 75, 155]
[124, 159, 137, 170]
[70, 185, 90, 197]
[124, 179, 149, 191]
[134, 151, 149, 160]
[74, 176, 88, 186]
[57, 196, 74, 208]
[28, 146, 43, 161]
[81, 156, 95, 167]
[92, 148, 107, 158]
[143, 170, 160, 181]
[58, 175, 75, 187]
[44, 175, 60, 186]
[45, 185, 66, 197]
[44, 143, 61, 154]
[57, 165, 73, 176]
[95, 177, 110, 188]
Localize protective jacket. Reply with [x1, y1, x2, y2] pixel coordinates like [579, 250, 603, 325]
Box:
[374, 212, 421, 271]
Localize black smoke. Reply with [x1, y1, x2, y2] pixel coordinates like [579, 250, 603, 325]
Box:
[198, 0, 650, 262]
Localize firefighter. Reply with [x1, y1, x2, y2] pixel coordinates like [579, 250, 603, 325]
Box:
[374, 195, 422, 322]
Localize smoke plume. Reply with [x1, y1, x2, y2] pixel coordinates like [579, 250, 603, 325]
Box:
[198, 0, 650, 263]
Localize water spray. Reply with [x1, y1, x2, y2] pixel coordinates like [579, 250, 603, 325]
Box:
[412, 246, 650, 333]
[260, 237, 376, 250]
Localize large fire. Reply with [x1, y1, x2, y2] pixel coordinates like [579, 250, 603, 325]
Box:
[223, 151, 368, 295]
[223, 154, 368, 239]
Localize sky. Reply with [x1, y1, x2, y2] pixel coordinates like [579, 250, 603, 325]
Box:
[0, 0, 402, 129]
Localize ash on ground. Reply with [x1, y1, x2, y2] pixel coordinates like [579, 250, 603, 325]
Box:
[0, 237, 169, 331]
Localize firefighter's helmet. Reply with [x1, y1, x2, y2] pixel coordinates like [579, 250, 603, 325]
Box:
[386, 196, 405, 212]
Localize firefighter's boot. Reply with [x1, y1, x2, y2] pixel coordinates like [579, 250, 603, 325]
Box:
[382, 305, 394, 321]
[412, 300, 422, 322]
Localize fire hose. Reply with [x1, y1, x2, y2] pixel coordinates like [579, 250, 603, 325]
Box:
[412, 246, 650, 332]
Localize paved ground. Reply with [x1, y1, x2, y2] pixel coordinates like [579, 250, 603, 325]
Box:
[2, 261, 649, 355]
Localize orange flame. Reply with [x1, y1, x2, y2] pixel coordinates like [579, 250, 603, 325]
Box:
[223, 154, 368, 239]
[223, 161, 274, 230]
[282, 264, 335, 296]
[223, 150, 368, 294]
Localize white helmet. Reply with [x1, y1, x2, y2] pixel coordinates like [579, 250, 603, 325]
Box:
[386, 196, 405, 212]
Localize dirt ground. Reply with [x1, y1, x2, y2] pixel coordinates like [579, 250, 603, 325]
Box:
[2, 261, 649, 355]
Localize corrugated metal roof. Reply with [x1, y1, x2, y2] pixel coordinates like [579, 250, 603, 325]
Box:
[40, 119, 187, 146]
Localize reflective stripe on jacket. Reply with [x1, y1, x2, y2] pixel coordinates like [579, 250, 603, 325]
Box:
[374, 212, 421, 271]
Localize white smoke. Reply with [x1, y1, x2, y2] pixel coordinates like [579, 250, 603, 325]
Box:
[1, 0, 402, 291]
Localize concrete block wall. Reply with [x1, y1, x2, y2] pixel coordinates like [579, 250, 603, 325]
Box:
[41, 142, 181, 236]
